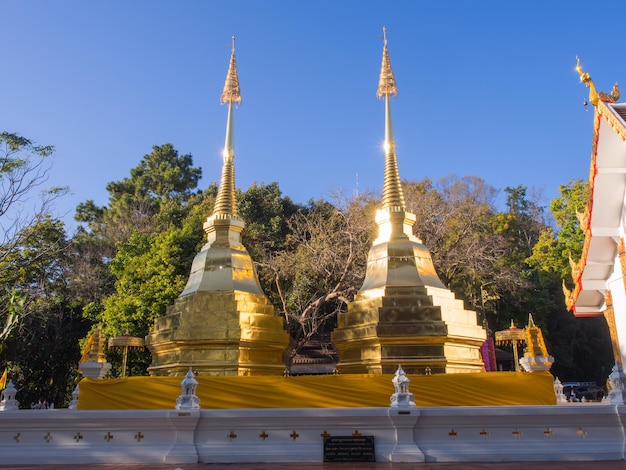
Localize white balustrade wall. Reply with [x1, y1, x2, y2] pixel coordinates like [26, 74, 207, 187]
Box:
[0, 403, 625, 464]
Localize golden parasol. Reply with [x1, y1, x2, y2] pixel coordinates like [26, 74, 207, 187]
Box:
[495, 320, 526, 372]
[108, 332, 145, 377]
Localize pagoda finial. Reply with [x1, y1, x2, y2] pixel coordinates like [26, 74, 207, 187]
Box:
[377, 27, 405, 210]
[576, 56, 619, 107]
[213, 36, 241, 218]
[377, 27, 398, 98]
[220, 36, 242, 105]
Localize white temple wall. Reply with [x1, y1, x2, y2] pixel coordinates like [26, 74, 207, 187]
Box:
[1, 404, 626, 464]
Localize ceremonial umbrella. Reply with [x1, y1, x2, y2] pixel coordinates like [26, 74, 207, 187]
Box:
[495, 320, 527, 372]
[108, 332, 145, 377]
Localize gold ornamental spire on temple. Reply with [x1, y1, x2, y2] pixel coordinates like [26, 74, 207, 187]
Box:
[377, 27, 398, 98]
[377, 27, 405, 211]
[213, 36, 241, 218]
[575, 56, 620, 107]
[376, 28, 405, 210]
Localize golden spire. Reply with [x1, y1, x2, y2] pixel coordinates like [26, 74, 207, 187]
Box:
[377, 27, 398, 98]
[81, 325, 107, 363]
[213, 36, 241, 218]
[220, 36, 242, 105]
[576, 56, 619, 107]
[524, 313, 550, 360]
[377, 27, 405, 210]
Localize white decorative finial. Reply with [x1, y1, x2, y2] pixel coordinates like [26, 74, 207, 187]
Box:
[390, 365, 416, 408]
[0, 380, 19, 411]
[607, 362, 626, 404]
[553, 377, 567, 405]
[175, 367, 200, 410]
[68, 384, 80, 410]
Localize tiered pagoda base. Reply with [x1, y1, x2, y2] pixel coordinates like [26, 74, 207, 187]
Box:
[145, 290, 288, 376]
[333, 285, 486, 375]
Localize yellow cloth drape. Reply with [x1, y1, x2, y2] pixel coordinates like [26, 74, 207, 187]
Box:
[77, 371, 556, 410]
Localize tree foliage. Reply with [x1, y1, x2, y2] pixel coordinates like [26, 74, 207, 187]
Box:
[73, 144, 207, 376]
[255, 191, 377, 363]
[102, 194, 212, 338]
[0, 132, 67, 264]
[527, 180, 588, 281]
[3, 132, 614, 400]
[0, 133, 89, 407]
[527, 180, 612, 384]
[0, 217, 89, 407]
[404, 177, 528, 323]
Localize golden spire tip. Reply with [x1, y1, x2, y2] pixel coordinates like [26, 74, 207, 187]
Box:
[377, 27, 398, 98]
[220, 35, 242, 105]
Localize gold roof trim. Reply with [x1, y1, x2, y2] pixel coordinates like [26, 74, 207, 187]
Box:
[597, 100, 626, 142]
[564, 109, 595, 312]
[563, 279, 577, 312]
[564, 74, 625, 312]
[221, 36, 242, 105]
[603, 290, 622, 367]
[576, 56, 619, 107]
[618, 237, 626, 282]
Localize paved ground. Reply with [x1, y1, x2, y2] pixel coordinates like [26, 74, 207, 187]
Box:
[2, 462, 626, 470]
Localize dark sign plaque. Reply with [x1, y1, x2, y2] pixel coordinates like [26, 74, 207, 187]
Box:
[323, 436, 375, 462]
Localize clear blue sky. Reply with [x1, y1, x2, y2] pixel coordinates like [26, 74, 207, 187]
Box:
[3, 1, 624, 232]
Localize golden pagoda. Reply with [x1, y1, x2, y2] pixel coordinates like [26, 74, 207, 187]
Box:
[145, 37, 289, 376]
[332, 28, 487, 374]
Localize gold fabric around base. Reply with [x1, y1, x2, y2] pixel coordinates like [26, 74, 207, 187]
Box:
[77, 371, 555, 410]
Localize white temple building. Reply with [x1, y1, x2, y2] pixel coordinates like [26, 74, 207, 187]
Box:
[565, 58, 626, 369]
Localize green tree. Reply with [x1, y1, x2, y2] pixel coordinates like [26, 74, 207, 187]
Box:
[488, 185, 549, 331]
[0, 132, 67, 264]
[73, 144, 206, 376]
[102, 194, 211, 337]
[255, 191, 377, 364]
[403, 176, 520, 313]
[0, 133, 85, 406]
[0, 217, 89, 407]
[528, 180, 588, 281]
[76, 143, 202, 245]
[527, 180, 613, 384]
[238, 182, 302, 261]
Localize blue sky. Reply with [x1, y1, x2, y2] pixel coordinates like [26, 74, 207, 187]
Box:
[3, 1, 625, 232]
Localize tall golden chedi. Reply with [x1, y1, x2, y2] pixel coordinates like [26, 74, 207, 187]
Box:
[332, 29, 487, 374]
[145, 37, 289, 376]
